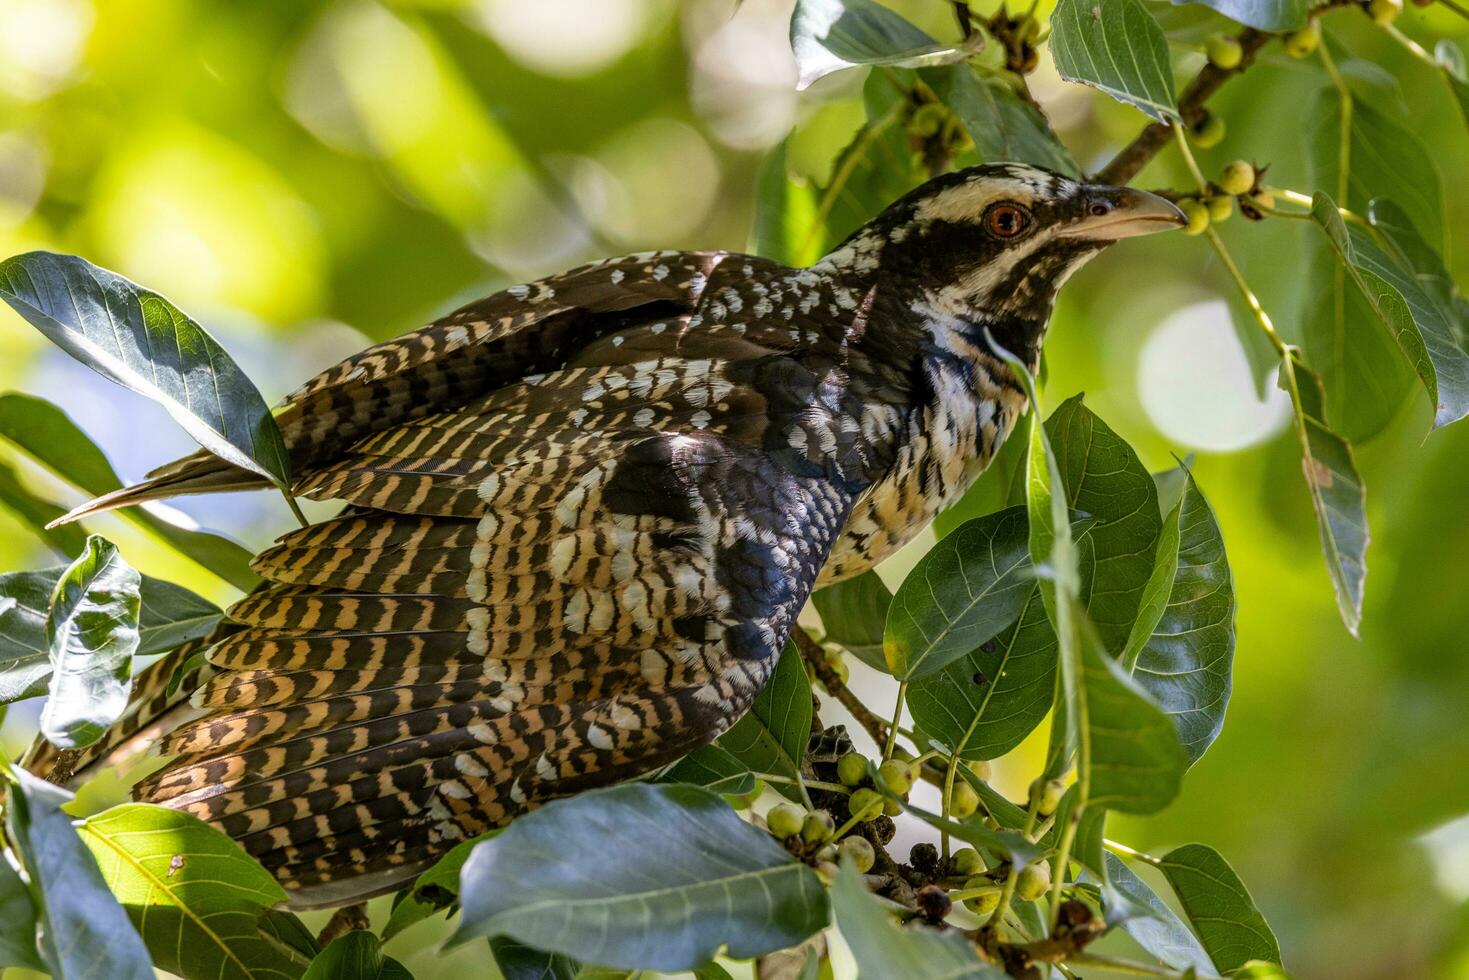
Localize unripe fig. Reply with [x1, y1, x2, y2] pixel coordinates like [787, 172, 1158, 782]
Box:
[963, 879, 1000, 915]
[969, 759, 993, 781]
[839, 835, 876, 873]
[767, 802, 806, 840]
[1029, 777, 1066, 817]
[1016, 861, 1052, 901]
[877, 759, 914, 795]
[1208, 195, 1234, 223]
[951, 847, 983, 876]
[836, 752, 870, 787]
[1191, 110, 1226, 148]
[1206, 33, 1243, 69]
[950, 779, 980, 819]
[1218, 160, 1255, 196]
[1369, 0, 1402, 23]
[802, 809, 836, 844]
[1181, 199, 1210, 236]
[848, 787, 884, 822]
[1284, 20, 1320, 58]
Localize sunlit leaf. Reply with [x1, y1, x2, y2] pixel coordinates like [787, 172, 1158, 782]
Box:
[753, 140, 824, 268]
[789, 0, 970, 90]
[663, 744, 758, 797]
[1310, 193, 1469, 430]
[4, 768, 154, 980]
[1169, 0, 1307, 30]
[830, 860, 1002, 978]
[1049, 0, 1179, 122]
[818, 70, 924, 248]
[452, 784, 829, 971]
[78, 803, 305, 980]
[0, 252, 292, 489]
[135, 577, 223, 657]
[1437, 40, 1469, 129]
[884, 506, 1036, 679]
[302, 932, 412, 980]
[41, 534, 141, 750]
[1279, 350, 1368, 635]
[0, 850, 42, 971]
[1103, 855, 1215, 974]
[920, 65, 1078, 176]
[1120, 471, 1235, 766]
[1158, 843, 1283, 974]
[811, 570, 891, 672]
[718, 641, 811, 799]
[0, 461, 87, 557]
[0, 392, 259, 591]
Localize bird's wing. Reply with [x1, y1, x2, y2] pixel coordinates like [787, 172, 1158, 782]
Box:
[53, 250, 751, 522]
[128, 338, 855, 907]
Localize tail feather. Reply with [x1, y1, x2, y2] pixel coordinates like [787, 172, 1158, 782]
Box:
[47, 451, 267, 528]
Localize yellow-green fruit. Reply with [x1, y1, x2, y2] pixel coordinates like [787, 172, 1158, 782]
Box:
[1285, 20, 1320, 58]
[1248, 188, 1276, 211]
[1191, 111, 1227, 148]
[1369, 0, 1402, 23]
[891, 751, 922, 783]
[1016, 861, 1052, 901]
[968, 759, 993, 781]
[883, 797, 903, 817]
[837, 752, 870, 787]
[1206, 33, 1243, 69]
[816, 860, 841, 880]
[951, 847, 983, 876]
[1219, 160, 1255, 196]
[963, 880, 1000, 915]
[1017, 15, 1041, 43]
[877, 759, 914, 795]
[1181, 199, 1210, 236]
[1029, 777, 1067, 817]
[767, 802, 806, 840]
[839, 835, 877, 873]
[815, 843, 839, 863]
[848, 788, 884, 822]
[802, 809, 836, 844]
[1208, 195, 1234, 223]
[950, 779, 980, 819]
[825, 651, 850, 684]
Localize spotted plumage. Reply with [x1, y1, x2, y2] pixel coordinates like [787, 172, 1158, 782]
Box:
[30, 164, 1182, 906]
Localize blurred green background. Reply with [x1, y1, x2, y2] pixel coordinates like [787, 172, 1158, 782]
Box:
[1, 0, 1468, 976]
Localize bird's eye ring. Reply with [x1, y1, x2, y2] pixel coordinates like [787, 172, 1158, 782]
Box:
[984, 203, 1031, 240]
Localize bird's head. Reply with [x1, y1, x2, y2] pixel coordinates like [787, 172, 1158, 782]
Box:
[823, 163, 1185, 365]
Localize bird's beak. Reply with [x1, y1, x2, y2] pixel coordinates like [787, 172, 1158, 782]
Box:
[1068, 186, 1188, 240]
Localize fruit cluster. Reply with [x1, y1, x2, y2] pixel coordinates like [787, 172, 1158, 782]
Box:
[1178, 160, 1273, 235]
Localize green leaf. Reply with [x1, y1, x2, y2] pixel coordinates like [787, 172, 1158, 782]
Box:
[812, 570, 891, 672]
[884, 506, 1037, 680]
[77, 803, 304, 980]
[302, 932, 412, 980]
[4, 768, 154, 980]
[829, 860, 1003, 979]
[752, 140, 823, 268]
[380, 833, 492, 941]
[1278, 350, 1368, 635]
[0, 252, 292, 490]
[1309, 193, 1469, 430]
[42, 534, 141, 749]
[0, 392, 259, 591]
[1049, 0, 1179, 122]
[1159, 843, 1283, 974]
[1072, 595, 1187, 813]
[1120, 472, 1235, 766]
[452, 784, 829, 971]
[491, 937, 580, 980]
[1, 566, 222, 708]
[0, 847, 43, 971]
[0, 461, 88, 557]
[818, 70, 925, 248]
[920, 65, 1079, 176]
[789, 0, 969, 90]
[718, 641, 811, 798]
[1048, 396, 1163, 654]
[663, 744, 758, 797]
[1437, 40, 1469, 129]
[1103, 854, 1215, 974]
[1169, 0, 1306, 30]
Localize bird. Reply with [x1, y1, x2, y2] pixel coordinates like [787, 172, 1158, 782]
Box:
[28, 163, 1183, 908]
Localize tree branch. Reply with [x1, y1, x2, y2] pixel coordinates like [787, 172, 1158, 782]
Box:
[792, 628, 892, 748]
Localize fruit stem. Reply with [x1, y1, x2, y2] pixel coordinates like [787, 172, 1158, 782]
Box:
[985, 858, 1023, 933]
[282, 491, 310, 528]
[757, 773, 850, 795]
[1170, 120, 1210, 195]
[1381, 22, 1436, 64]
[1103, 838, 1163, 866]
[1204, 227, 1289, 357]
[883, 680, 908, 760]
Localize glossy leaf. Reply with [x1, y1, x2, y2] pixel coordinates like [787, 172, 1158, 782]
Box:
[1159, 843, 1283, 974]
[453, 784, 829, 971]
[0, 461, 87, 556]
[1104, 855, 1215, 974]
[4, 768, 154, 980]
[41, 534, 141, 749]
[0, 252, 291, 489]
[789, 0, 969, 90]
[0, 850, 43, 971]
[1310, 194, 1469, 430]
[1169, 0, 1306, 29]
[1050, 0, 1179, 122]
[1438, 40, 1469, 129]
[78, 803, 304, 980]
[1279, 350, 1368, 635]
[1121, 472, 1235, 765]
[811, 570, 891, 672]
[920, 65, 1078, 176]
[829, 861, 1002, 979]
[302, 932, 412, 980]
[0, 392, 259, 591]
[491, 938, 580, 980]
[663, 743, 758, 797]
[1048, 396, 1163, 655]
[380, 834, 492, 941]
[719, 641, 811, 799]
[136, 577, 223, 656]
[884, 506, 1036, 679]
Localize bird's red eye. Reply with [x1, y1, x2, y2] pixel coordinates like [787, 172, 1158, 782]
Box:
[985, 203, 1030, 240]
